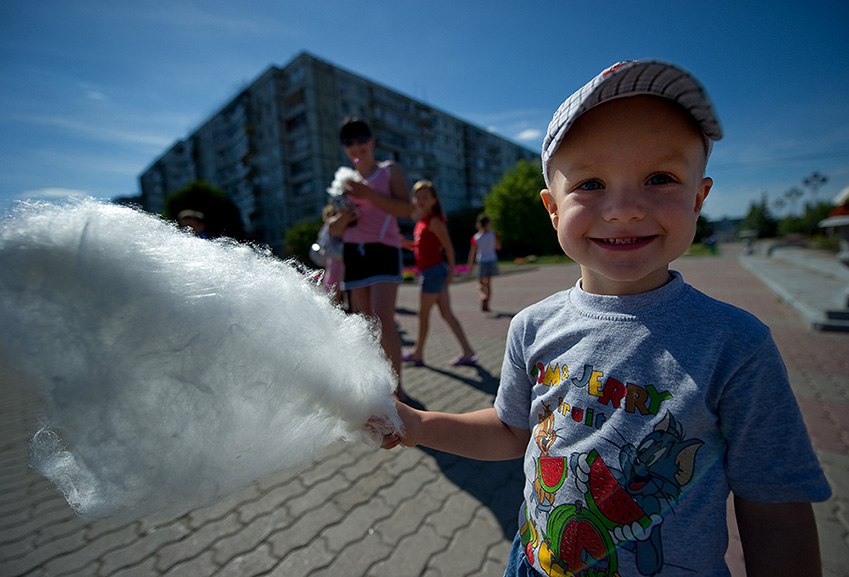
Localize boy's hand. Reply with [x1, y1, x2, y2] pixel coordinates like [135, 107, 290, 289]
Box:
[369, 398, 424, 450]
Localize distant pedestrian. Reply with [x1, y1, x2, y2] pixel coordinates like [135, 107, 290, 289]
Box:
[177, 209, 207, 238]
[402, 181, 476, 367]
[315, 203, 345, 305]
[467, 214, 500, 311]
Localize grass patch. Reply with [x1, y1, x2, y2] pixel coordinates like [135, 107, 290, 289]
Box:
[682, 243, 720, 257]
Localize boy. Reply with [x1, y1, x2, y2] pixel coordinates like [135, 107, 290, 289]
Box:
[381, 61, 831, 576]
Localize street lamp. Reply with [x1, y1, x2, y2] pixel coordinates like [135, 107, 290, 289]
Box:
[803, 172, 828, 206]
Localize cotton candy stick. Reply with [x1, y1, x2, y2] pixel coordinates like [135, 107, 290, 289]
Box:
[0, 199, 401, 520]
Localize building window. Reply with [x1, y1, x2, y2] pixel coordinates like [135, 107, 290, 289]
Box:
[291, 158, 313, 177]
[286, 112, 308, 133]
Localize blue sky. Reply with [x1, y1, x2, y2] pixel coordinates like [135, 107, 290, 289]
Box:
[2, 0, 847, 221]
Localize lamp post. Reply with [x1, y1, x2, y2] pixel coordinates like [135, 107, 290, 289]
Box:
[804, 172, 828, 206]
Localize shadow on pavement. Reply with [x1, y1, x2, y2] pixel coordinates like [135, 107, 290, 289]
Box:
[422, 446, 525, 541]
[423, 364, 500, 396]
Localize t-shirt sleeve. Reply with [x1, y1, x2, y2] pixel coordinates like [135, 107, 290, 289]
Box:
[719, 332, 831, 503]
[494, 316, 532, 430]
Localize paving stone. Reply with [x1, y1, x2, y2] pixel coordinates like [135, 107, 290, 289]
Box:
[98, 522, 188, 575]
[35, 513, 86, 546]
[160, 549, 219, 577]
[428, 511, 502, 577]
[215, 542, 279, 577]
[286, 474, 351, 518]
[7, 527, 88, 576]
[155, 512, 240, 572]
[237, 477, 305, 525]
[213, 505, 292, 565]
[310, 531, 392, 577]
[269, 536, 335, 576]
[266, 500, 346, 557]
[368, 524, 448, 577]
[109, 556, 158, 577]
[186, 483, 264, 528]
[339, 447, 396, 483]
[372, 492, 443, 547]
[321, 499, 393, 554]
[425, 491, 482, 540]
[375, 462, 440, 507]
[330, 469, 395, 510]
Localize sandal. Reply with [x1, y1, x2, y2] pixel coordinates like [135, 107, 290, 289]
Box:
[450, 355, 477, 367]
[402, 351, 424, 366]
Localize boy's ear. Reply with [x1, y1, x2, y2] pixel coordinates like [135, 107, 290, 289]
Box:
[540, 189, 559, 228]
[694, 177, 713, 214]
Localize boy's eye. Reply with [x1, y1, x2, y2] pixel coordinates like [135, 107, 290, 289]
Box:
[575, 179, 603, 192]
[646, 173, 677, 186]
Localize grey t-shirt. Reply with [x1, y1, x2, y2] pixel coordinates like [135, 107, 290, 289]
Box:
[495, 271, 830, 576]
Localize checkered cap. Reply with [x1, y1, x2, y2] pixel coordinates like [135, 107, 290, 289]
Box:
[542, 60, 723, 187]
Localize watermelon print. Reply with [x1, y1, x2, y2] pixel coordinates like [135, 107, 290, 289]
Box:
[546, 503, 616, 575]
[584, 449, 651, 530]
[537, 457, 566, 493]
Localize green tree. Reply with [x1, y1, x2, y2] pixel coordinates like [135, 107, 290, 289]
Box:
[694, 214, 712, 243]
[483, 159, 560, 257]
[164, 181, 245, 240]
[446, 205, 481, 262]
[740, 194, 777, 238]
[775, 201, 834, 238]
[284, 217, 323, 266]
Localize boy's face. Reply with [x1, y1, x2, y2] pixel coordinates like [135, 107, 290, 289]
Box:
[541, 95, 712, 295]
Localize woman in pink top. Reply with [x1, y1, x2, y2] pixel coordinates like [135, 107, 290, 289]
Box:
[328, 118, 414, 401]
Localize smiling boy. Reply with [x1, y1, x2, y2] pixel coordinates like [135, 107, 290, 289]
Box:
[381, 61, 830, 576]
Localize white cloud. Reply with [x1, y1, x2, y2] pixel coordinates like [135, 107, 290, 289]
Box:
[17, 114, 177, 150]
[17, 188, 92, 201]
[516, 128, 542, 142]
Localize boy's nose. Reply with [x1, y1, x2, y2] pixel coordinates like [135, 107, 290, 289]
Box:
[602, 186, 646, 222]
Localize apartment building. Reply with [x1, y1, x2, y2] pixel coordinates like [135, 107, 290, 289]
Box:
[139, 52, 537, 255]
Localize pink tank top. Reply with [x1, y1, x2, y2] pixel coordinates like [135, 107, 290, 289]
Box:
[343, 162, 402, 248]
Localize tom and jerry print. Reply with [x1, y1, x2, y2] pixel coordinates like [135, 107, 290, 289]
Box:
[521, 361, 704, 576]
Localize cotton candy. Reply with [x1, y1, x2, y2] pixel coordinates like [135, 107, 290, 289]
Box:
[0, 198, 400, 520]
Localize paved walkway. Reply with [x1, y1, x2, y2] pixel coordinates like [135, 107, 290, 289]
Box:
[1, 243, 847, 576]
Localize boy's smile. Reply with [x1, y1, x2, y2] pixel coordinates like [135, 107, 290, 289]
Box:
[541, 95, 713, 296]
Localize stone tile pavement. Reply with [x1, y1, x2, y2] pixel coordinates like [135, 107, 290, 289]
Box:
[1, 243, 847, 576]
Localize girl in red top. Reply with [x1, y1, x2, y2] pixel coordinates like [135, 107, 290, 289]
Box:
[402, 181, 476, 367]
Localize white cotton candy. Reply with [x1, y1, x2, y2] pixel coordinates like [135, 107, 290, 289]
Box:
[326, 166, 362, 197]
[0, 199, 400, 520]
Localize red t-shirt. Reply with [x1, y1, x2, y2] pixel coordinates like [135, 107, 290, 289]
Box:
[413, 214, 445, 270]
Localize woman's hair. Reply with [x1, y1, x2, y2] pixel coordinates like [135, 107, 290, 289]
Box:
[339, 116, 372, 142]
[413, 180, 445, 220]
[476, 214, 490, 229]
